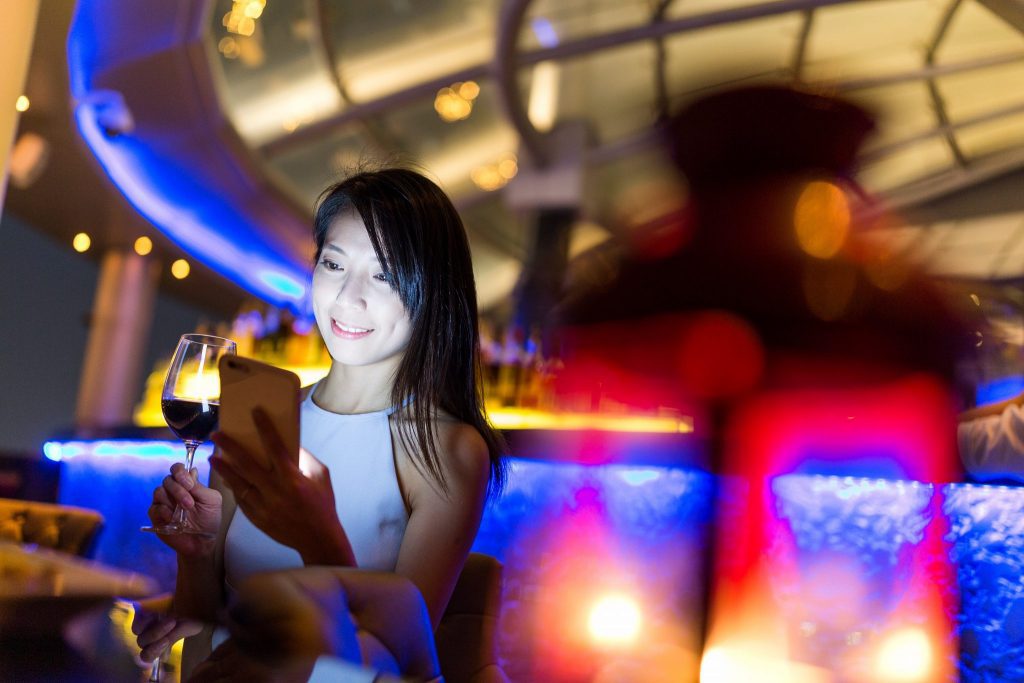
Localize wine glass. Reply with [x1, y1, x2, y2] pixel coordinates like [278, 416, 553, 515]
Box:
[142, 333, 235, 536]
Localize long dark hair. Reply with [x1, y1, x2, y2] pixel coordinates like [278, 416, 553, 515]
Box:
[313, 168, 506, 497]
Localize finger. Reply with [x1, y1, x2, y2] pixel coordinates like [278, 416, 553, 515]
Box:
[161, 474, 195, 510]
[212, 431, 274, 479]
[130, 610, 157, 636]
[208, 456, 253, 498]
[137, 617, 177, 648]
[153, 486, 173, 507]
[140, 639, 170, 663]
[148, 503, 173, 525]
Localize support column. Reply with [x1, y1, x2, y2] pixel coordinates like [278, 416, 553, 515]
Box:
[505, 121, 588, 333]
[76, 250, 161, 430]
[0, 0, 40, 213]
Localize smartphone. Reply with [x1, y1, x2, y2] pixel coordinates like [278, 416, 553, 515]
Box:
[218, 355, 301, 470]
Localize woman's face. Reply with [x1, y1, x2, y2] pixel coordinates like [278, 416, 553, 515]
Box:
[312, 210, 413, 373]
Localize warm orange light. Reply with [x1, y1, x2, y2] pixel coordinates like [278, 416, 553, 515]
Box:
[72, 232, 91, 253]
[134, 236, 153, 256]
[700, 644, 831, 683]
[794, 181, 851, 259]
[458, 81, 480, 100]
[587, 594, 642, 646]
[15, 95, 30, 113]
[434, 85, 474, 122]
[874, 628, 932, 682]
[171, 259, 190, 279]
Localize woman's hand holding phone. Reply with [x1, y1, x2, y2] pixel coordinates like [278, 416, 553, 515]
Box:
[210, 410, 356, 567]
[147, 462, 222, 557]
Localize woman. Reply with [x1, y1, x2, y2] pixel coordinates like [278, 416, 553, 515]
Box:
[142, 168, 505, 676]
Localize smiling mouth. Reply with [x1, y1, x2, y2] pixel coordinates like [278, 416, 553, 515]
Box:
[331, 319, 373, 338]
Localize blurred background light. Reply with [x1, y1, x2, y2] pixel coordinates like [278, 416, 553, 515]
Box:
[15, 94, 30, 112]
[72, 232, 91, 252]
[588, 594, 642, 646]
[794, 181, 851, 259]
[170, 258, 190, 279]
[874, 627, 932, 682]
[133, 236, 152, 256]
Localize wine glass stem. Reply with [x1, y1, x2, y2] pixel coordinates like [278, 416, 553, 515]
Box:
[172, 442, 200, 526]
[149, 655, 162, 682]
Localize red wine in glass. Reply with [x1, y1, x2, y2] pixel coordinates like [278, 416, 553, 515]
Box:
[161, 398, 220, 443]
[142, 334, 235, 538]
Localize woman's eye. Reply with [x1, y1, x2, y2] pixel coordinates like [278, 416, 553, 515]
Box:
[374, 272, 393, 283]
[320, 259, 342, 272]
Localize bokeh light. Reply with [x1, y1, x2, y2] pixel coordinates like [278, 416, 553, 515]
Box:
[170, 259, 190, 279]
[588, 594, 642, 646]
[874, 627, 932, 682]
[72, 232, 91, 252]
[134, 236, 153, 256]
[15, 95, 30, 112]
[794, 181, 851, 259]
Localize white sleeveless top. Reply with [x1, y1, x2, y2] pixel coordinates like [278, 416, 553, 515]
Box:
[223, 385, 410, 593]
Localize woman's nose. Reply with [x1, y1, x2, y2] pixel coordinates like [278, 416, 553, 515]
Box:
[335, 276, 367, 309]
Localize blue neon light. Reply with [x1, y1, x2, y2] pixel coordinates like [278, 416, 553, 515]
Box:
[530, 17, 560, 48]
[976, 375, 1024, 406]
[43, 439, 213, 462]
[66, 2, 312, 314]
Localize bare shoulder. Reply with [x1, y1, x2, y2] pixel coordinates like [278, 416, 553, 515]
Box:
[392, 412, 489, 503]
[434, 416, 490, 483]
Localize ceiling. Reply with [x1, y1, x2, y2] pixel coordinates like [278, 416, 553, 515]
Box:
[7, 0, 1024, 318]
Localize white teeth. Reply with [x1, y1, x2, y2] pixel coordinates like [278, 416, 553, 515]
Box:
[336, 322, 370, 334]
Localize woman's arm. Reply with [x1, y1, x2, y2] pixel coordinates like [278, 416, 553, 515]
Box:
[392, 420, 490, 627]
[172, 465, 235, 620]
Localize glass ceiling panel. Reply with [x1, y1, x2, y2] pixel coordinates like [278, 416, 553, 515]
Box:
[663, 14, 801, 98]
[267, 123, 381, 207]
[855, 82, 939, 151]
[955, 112, 1024, 161]
[377, 79, 518, 199]
[323, 0, 497, 102]
[545, 42, 658, 145]
[937, 62, 1024, 121]
[935, 0, 1024, 63]
[859, 138, 955, 192]
[927, 213, 1024, 279]
[521, 0, 655, 48]
[802, 0, 942, 82]
[209, 0, 342, 145]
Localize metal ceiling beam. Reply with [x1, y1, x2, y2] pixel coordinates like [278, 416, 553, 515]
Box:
[925, 0, 967, 167]
[831, 50, 1024, 91]
[871, 146, 1024, 214]
[494, 0, 865, 166]
[861, 99, 1024, 163]
[494, 0, 546, 166]
[266, 0, 866, 160]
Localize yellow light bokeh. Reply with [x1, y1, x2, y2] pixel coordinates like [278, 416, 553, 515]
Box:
[794, 181, 851, 259]
[178, 372, 221, 402]
[874, 628, 932, 682]
[588, 594, 642, 646]
[458, 80, 480, 100]
[15, 95, 30, 112]
[72, 232, 91, 253]
[171, 259, 190, 279]
[134, 236, 153, 256]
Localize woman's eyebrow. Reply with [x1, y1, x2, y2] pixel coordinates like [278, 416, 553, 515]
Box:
[323, 244, 346, 255]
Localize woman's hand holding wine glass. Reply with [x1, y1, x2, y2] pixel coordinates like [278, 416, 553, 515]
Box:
[142, 333, 235, 537]
[147, 461, 223, 557]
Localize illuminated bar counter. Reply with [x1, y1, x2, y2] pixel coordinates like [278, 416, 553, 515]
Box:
[44, 412, 1024, 681]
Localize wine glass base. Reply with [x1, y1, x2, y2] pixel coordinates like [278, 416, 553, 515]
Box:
[140, 523, 215, 539]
